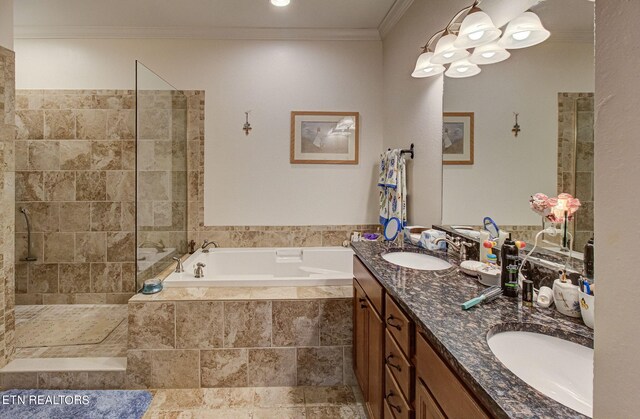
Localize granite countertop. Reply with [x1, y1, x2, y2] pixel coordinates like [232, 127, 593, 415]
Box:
[351, 240, 593, 419]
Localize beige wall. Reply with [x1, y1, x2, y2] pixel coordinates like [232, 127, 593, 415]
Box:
[0, 0, 12, 50]
[0, 46, 16, 367]
[593, 1, 640, 416]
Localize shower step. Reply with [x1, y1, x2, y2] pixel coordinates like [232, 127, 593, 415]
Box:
[0, 357, 126, 390]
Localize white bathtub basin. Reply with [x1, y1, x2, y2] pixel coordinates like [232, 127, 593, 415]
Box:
[487, 331, 593, 417]
[382, 252, 452, 271]
[163, 247, 353, 287]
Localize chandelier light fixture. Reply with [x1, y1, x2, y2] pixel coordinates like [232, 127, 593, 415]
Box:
[411, 1, 550, 79]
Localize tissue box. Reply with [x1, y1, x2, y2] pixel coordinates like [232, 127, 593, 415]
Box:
[418, 229, 447, 251]
[403, 226, 428, 245]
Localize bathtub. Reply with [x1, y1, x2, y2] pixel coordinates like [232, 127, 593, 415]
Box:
[162, 247, 354, 287]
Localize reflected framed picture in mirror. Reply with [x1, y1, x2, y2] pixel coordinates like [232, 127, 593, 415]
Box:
[443, 112, 474, 165]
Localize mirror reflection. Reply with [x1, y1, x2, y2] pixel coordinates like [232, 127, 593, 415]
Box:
[441, 0, 595, 254]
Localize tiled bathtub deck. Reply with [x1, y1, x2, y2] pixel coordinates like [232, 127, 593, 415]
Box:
[128, 285, 355, 389]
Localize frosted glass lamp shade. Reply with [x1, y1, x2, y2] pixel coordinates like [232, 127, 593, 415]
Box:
[431, 34, 470, 64]
[469, 42, 511, 65]
[445, 59, 481, 78]
[498, 12, 550, 49]
[411, 52, 445, 78]
[453, 11, 502, 49]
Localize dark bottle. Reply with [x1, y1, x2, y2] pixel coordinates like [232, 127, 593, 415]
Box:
[583, 237, 594, 280]
[500, 234, 520, 297]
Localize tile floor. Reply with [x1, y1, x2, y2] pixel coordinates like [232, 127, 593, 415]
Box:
[143, 385, 366, 419]
[14, 305, 128, 359]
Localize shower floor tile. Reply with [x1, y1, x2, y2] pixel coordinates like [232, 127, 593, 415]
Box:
[14, 305, 128, 359]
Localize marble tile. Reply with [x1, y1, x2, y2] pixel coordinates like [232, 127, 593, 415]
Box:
[16, 171, 44, 201]
[44, 171, 75, 201]
[297, 347, 343, 386]
[43, 232, 75, 262]
[249, 287, 298, 300]
[14, 202, 59, 233]
[319, 299, 352, 346]
[138, 171, 169, 201]
[152, 350, 200, 389]
[38, 372, 89, 390]
[149, 389, 205, 410]
[253, 387, 305, 408]
[303, 385, 356, 406]
[1, 372, 38, 389]
[121, 202, 136, 232]
[59, 140, 91, 170]
[247, 348, 296, 387]
[76, 109, 107, 140]
[321, 231, 349, 246]
[15, 232, 44, 262]
[44, 110, 75, 139]
[122, 141, 136, 170]
[106, 170, 135, 202]
[272, 300, 320, 347]
[107, 231, 135, 262]
[75, 232, 107, 262]
[107, 109, 135, 140]
[297, 286, 346, 299]
[28, 141, 60, 170]
[138, 109, 171, 140]
[223, 301, 272, 348]
[76, 170, 106, 201]
[91, 262, 122, 293]
[90, 202, 122, 231]
[74, 293, 107, 304]
[16, 110, 44, 140]
[86, 371, 126, 390]
[59, 202, 90, 232]
[15, 263, 28, 294]
[176, 301, 224, 349]
[202, 388, 254, 409]
[28, 263, 59, 293]
[128, 302, 176, 349]
[200, 349, 248, 388]
[92, 140, 122, 170]
[343, 347, 357, 386]
[305, 405, 363, 419]
[126, 349, 153, 388]
[58, 263, 91, 293]
[254, 407, 306, 419]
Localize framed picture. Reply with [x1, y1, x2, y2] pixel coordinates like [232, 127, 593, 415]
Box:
[290, 111, 359, 164]
[443, 112, 474, 165]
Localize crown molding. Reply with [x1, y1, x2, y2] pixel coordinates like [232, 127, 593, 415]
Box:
[378, 0, 414, 39]
[14, 25, 381, 41]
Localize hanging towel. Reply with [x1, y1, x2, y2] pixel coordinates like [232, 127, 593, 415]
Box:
[378, 149, 407, 227]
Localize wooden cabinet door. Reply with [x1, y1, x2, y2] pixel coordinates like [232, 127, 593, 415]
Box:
[353, 284, 368, 396]
[367, 303, 385, 419]
[416, 379, 446, 419]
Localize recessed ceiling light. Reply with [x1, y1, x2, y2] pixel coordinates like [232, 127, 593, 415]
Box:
[271, 0, 290, 6]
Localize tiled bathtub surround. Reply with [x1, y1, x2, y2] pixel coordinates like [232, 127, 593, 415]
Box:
[14, 89, 136, 305]
[0, 46, 17, 368]
[127, 287, 355, 389]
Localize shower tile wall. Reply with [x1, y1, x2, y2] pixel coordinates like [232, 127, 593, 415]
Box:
[0, 46, 16, 367]
[558, 93, 594, 251]
[183, 91, 381, 248]
[14, 90, 136, 305]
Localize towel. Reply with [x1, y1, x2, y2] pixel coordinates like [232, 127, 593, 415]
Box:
[378, 149, 407, 228]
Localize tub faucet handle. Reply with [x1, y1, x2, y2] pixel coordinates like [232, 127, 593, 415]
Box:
[201, 240, 219, 253]
[194, 262, 206, 278]
[172, 256, 184, 273]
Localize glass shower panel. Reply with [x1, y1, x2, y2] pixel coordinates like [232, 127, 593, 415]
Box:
[136, 61, 188, 288]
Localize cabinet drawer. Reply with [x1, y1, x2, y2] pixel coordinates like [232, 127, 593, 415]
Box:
[385, 330, 412, 401]
[416, 333, 489, 419]
[384, 366, 412, 419]
[385, 294, 413, 357]
[354, 256, 384, 315]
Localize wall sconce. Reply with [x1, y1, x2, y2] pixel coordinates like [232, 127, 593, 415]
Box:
[243, 111, 252, 136]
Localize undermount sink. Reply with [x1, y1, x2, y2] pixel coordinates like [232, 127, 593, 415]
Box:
[488, 331, 593, 417]
[382, 252, 452, 271]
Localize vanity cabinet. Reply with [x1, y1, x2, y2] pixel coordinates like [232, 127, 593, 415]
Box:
[353, 257, 385, 419]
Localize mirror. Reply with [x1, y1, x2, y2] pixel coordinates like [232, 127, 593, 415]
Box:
[383, 217, 402, 241]
[441, 0, 595, 255]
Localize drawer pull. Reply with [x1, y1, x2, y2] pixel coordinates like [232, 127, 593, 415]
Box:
[385, 392, 402, 413]
[385, 354, 402, 372]
[386, 315, 403, 330]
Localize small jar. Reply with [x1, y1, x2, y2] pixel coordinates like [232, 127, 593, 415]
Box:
[487, 253, 498, 266]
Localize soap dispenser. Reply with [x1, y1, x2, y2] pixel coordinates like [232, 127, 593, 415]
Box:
[553, 271, 581, 318]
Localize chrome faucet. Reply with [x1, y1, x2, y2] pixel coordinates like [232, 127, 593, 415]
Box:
[201, 240, 219, 253]
[20, 207, 37, 261]
[194, 262, 206, 278]
[139, 239, 166, 253]
[434, 236, 474, 261]
[172, 256, 184, 273]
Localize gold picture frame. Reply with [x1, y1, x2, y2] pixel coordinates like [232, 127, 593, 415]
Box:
[443, 112, 474, 165]
[290, 111, 359, 164]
